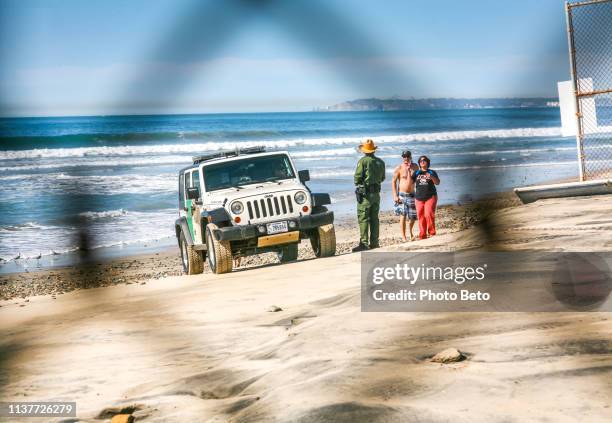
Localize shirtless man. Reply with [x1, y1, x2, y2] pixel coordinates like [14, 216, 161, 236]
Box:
[392, 150, 419, 241]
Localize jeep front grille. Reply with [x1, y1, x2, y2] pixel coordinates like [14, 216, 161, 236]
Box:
[246, 195, 294, 220]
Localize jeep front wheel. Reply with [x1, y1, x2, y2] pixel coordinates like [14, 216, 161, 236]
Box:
[278, 243, 299, 263]
[180, 231, 203, 275]
[310, 224, 336, 258]
[206, 223, 233, 274]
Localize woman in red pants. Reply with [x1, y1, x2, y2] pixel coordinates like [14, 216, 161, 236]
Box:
[411, 156, 440, 239]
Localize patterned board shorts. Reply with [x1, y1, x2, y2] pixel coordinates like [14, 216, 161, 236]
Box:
[394, 192, 417, 220]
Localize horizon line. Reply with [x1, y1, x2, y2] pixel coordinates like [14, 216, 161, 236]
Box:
[0, 96, 559, 120]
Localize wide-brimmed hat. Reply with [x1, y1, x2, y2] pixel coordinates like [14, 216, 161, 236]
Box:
[359, 139, 377, 153]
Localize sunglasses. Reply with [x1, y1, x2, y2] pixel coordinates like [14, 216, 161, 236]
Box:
[419, 159, 428, 163]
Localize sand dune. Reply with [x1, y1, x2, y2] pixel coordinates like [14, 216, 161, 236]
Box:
[1, 195, 611, 422]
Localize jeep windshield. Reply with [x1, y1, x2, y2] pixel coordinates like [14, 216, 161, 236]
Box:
[203, 154, 296, 192]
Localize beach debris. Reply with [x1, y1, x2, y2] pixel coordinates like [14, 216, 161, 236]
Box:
[98, 404, 141, 421]
[110, 414, 134, 423]
[267, 305, 283, 312]
[431, 347, 465, 363]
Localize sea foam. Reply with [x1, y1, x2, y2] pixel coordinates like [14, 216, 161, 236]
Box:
[310, 160, 578, 178]
[0, 127, 563, 160]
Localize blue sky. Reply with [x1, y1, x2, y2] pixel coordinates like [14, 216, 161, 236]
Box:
[0, 0, 569, 116]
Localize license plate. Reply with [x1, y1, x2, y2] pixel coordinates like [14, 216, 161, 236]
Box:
[266, 221, 288, 234]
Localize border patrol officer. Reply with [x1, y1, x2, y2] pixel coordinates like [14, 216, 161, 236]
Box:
[353, 139, 386, 252]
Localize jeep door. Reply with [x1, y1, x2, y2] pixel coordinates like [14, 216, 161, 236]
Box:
[183, 169, 203, 244]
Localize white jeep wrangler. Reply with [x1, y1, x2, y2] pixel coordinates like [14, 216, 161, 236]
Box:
[175, 146, 336, 274]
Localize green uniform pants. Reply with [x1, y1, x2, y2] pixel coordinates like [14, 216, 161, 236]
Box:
[357, 192, 380, 247]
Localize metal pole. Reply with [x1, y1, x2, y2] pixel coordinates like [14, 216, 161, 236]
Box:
[565, 1, 586, 181]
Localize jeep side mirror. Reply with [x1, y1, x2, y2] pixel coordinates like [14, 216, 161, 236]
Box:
[186, 186, 200, 200]
[298, 169, 310, 183]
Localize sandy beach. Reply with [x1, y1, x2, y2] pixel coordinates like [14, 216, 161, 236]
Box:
[0, 195, 520, 302]
[1, 193, 611, 422]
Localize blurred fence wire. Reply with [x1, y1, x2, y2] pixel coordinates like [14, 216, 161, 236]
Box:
[566, 0, 612, 180]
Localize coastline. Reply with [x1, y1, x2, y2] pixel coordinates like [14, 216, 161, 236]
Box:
[0, 192, 521, 302]
[0, 109, 578, 267]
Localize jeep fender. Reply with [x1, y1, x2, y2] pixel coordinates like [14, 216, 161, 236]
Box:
[202, 207, 232, 225]
[175, 217, 194, 246]
[312, 193, 331, 207]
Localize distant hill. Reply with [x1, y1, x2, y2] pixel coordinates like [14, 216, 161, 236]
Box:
[316, 97, 559, 112]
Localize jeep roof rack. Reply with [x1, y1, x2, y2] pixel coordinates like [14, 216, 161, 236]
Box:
[192, 146, 266, 164]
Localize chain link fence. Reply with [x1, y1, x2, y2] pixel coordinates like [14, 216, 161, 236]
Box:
[566, 0, 612, 180]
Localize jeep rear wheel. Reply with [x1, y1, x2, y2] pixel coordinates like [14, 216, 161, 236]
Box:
[180, 231, 204, 275]
[310, 224, 336, 258]
[206, 223, 233, 274]
[278, 243, 299, 263]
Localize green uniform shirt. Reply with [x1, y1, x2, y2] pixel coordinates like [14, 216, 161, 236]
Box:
[354, 154, 386, 188]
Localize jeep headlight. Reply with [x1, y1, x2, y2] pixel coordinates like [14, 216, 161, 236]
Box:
[294, 191, 307, 205]
[230, 201, 244, 215]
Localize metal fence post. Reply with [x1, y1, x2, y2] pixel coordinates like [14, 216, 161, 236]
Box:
[565, 2, 586, 181]
[565, 0, 612, 181]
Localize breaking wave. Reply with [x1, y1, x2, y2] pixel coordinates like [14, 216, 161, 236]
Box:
[78, 209, 129, 219]
[310, 160, 576, 178]
[0, 127, 563, 160]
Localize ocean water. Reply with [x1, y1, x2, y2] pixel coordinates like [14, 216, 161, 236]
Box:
[0, 109, 579, 268]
